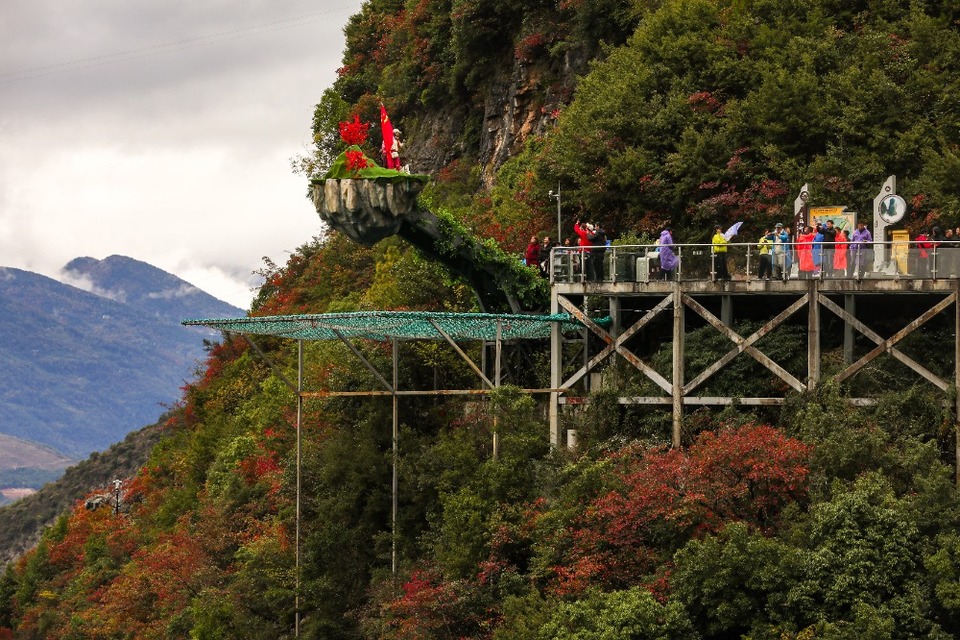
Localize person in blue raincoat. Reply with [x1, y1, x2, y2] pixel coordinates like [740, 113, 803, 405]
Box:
[812, 223, 825, 275]
[772, 223, 792, 280]
[659, 227, 678, 280]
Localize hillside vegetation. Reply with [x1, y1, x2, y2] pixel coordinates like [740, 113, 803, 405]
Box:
[5, 1, 960, 638]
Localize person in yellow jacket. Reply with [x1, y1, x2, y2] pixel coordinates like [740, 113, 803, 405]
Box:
[757, 229, 774, 279]
[712, 225, 730, 280]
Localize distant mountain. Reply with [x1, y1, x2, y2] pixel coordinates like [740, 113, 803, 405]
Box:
[0, 256, 243, 461]
[61, 255, 243, 321]
[0, 434, 74, 505]
[0, 418, 165, 564]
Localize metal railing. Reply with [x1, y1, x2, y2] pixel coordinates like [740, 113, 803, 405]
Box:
[549, 241, 960, 284]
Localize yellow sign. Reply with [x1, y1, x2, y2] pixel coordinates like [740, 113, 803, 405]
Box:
[809, 206, 856, 233]
[891, 229, 910, 274]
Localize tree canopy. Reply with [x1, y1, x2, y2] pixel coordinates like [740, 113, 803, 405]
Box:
[6, 0, 960, 638]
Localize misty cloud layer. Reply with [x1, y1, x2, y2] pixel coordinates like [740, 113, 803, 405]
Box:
[1, 0, 363, 308]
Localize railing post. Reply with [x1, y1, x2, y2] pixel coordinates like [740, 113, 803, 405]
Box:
[746, 244, 752, 281]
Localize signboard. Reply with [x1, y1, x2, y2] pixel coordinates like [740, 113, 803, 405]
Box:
[891, 229, 910, 274]
[808, 206, 856, 233]
[793, 183, 809, 235]
[879, 194, 907, 224]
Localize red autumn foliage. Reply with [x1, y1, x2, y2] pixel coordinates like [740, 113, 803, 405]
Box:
[553, 423, 811, 595]
[688, 90, 724, 114]
[515, 32, 546, 61]
[379, 568, 497, 640]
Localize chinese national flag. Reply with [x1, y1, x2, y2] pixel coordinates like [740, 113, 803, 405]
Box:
[380, 104, 396, 169]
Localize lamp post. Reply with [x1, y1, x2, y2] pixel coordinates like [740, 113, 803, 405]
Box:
[549, 183, 561, 244]
[113, 479, 121, 516]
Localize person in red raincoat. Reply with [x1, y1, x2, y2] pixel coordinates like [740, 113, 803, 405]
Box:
[525, 235, 540, 268]
[798, 226, 816, 279]
[573, 220, 594, 280]
[833, 228, 849, 277]
[916, 229, 934, 277]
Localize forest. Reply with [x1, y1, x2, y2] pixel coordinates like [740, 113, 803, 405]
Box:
[5, 0, 960, 638]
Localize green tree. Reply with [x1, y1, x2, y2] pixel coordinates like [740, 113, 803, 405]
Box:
[536, 587, 698, 639]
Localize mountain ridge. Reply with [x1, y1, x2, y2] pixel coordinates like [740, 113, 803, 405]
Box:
[0, 257, 243, 461]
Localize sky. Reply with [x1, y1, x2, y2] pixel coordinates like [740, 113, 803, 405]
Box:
[1, 0, 366, 309]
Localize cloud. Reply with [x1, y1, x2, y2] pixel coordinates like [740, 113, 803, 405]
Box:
[57, 270, 128, 303]
[0, 0, 362, 308]
[146, 283, 201, 301]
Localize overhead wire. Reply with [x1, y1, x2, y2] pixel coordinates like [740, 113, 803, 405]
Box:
[0, 6, 358, 84]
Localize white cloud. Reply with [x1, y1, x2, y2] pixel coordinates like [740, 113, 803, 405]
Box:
[0, 0, 359, 308]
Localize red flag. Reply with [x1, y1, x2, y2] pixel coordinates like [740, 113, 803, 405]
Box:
[380, 104, 396, 169]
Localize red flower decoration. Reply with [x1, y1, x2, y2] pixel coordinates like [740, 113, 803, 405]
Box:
[338, 114, 368, 146]
[345, 149, 372, 173]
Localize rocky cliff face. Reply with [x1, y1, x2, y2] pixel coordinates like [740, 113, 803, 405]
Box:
[401, 48, 590, 185]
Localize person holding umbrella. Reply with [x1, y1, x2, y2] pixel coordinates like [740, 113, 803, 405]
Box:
[712, 225, 731, 280]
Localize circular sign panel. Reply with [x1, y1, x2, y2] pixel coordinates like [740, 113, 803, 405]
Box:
[879, 194, 906, 224]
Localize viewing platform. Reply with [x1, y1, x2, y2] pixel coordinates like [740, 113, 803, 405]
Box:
[544, 241, 960, 454]
[549, 241, 960, 294]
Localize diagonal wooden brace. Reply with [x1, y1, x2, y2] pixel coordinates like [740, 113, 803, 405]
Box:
[558, 294, 674, 394]
[682, 294, 807, 393]
[822, 292, 954, 390]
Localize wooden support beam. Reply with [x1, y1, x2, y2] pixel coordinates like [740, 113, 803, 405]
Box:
[808, 282, 820, 390]
[682, 295, 808, 395]
[824, 293, 954, 390]
[682, 294, 806, 393]
[672, 283, 684, 448]
[557, 294, 674, 393]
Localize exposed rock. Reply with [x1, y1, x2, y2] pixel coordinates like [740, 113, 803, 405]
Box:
[400, 50, 589, 183]
[309, 178, 547, 313]
[311, 178, 426, 246]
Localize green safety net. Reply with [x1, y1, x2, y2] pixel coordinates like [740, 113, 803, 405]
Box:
[183, 311, 604, 342]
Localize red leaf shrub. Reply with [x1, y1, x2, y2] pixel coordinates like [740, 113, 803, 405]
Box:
[554, 424, 811, 594]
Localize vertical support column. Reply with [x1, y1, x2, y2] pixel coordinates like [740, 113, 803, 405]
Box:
[672, 286, 684, 449]
[481, 342, 487, 384]
[391, 337, 399, 574]
[582, 297, 590, 391]
[495, 321, 502, 387]
[295, 340, 303, 638]
[493, 321, 502, 460]
[955, 285, 960, 486]
[549, 289, 562, 447]
[844, 294, 856, 365]
[721, 295, 733, 327]
[808, 283, 821, 391]
[609, 296, 622, 338]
